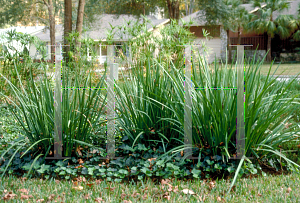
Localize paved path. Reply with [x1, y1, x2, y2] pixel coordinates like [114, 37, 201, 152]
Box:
[271, 75, 300, 82]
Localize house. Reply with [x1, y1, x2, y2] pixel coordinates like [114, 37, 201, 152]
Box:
[180, 1, 300, 63]
[180, 4, 265, 64]
[229, 0, 300, 62]
[32, 14, 170, 64]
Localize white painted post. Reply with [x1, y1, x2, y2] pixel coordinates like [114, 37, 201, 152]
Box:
[184, 45, 193, 159]
[236, 45, 245, 159]
[99, 44, 102, 64]
[53, 43, 63, 158]
[107, 45, 116, 158]
[229, 44, 252, 160]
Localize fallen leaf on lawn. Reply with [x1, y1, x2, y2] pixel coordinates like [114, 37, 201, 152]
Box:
[104, 187, 116, 191]
[20, 194, 33, 199]
[173, 186, 179, 193]
[182, 189, 195, 195]
[287, 187, 292, 193]
[208, 181, 216, 189]
[163, 192, 170, 200]
[95, 179, 102, 184]
[84, 193, 90, 199]
[142, 193, 148, 200]
[285, 123, 292, 129]
[131, 192, 140, 198]
[55, 180, 60, 184]
[2, 192, 17, 200]
[152, 188, 159, 193]
[86, 183, 94, 187]
[95, 197, 105, 202]
[141, 186, 148, 193]
[123, 200, 132, 203]
[74, 177, 81, 182]
[217, 196, 222, 201]
[36, 199, 44, 202]
[48, 194, 55, 200]
[181, 189, 203, 201]
[161, 179, 173, 189]
[258, 192, 262, 196]
[72, 186, 84, 190]
[18, 189, 29, 194]
[121, 193, 127, 199]
[73, 181, 78, 186]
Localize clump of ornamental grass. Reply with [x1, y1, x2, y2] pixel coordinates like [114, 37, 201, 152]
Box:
[0, 61, 108, 179]
[113, 47, 300, 193]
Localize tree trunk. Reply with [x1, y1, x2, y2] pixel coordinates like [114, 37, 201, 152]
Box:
[47, 0, 55, 63]
[64, 0, 72, 63]
[166, 0, 174, 19]
[237, 26, 241, 45]
[189, 0, 194, 14]
[166, 0, 180, 20]
[267, 15, 273, 62]
[185, 0, 188, 16]
[267, 33, 272, 62]
[75, 0, 86, 57]
[227, 29, 231, 63]
[174, 1, 180, 20]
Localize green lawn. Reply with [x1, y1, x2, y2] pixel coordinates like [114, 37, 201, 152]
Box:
[257, 63, 300, 76]
[1, 172, 300, 202]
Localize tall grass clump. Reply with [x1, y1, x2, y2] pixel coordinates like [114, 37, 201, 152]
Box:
[114, 46, 300, 184]
[0, 60, 108, 178]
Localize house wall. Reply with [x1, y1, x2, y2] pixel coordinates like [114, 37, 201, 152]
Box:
[1, 40, 30, 56]
[193, 37, 221, 64]
[189, 25, 223, 64]
[30, 41, 62, 61]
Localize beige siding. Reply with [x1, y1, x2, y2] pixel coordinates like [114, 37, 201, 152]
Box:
[194, 37, 221, 64]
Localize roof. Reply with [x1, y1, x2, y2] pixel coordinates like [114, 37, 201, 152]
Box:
[34, 14, 170, 42]
[0, 26, 45, 43]
[272, 0, 300, 19]
[35, 24, 64, 42]
[180, 3, 268, 26]
[180, 10, 217, 26]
